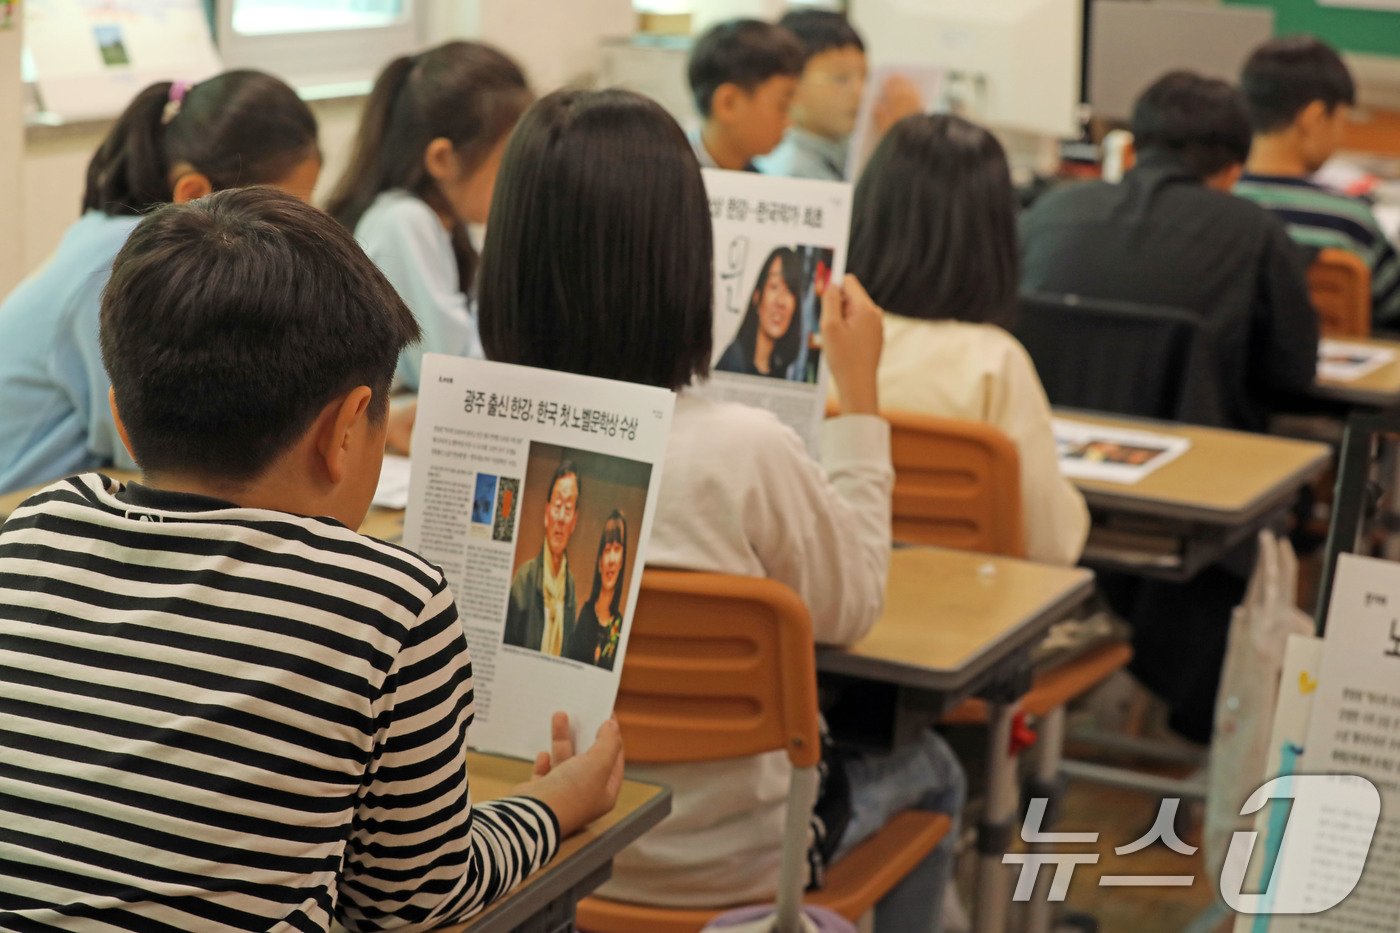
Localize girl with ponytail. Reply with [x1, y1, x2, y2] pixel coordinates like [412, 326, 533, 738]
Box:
[0, 70, 318, 493]
[326, 42, 532, 391]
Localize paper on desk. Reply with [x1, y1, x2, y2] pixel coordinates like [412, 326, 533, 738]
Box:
[372, 454, 412, 510]
[1052, 418, 1190, 485]
[402, 354, 676, 759]
[1319, 339, 1396, 382]
[691, 168, 850, 456]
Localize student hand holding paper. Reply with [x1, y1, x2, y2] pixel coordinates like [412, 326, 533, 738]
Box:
[821, 274, 884, 415]
[515, 711, 626, 835]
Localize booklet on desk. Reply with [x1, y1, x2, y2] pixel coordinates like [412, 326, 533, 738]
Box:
[402, 354, 676, 758]
[1318, 339, 1396, 383]
[692, 168, 851, 455]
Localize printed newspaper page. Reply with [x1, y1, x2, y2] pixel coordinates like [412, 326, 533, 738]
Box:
[1258, 554, 1400, 930]
[692, 167, 852, 455]
[402, 354, 676, 759]
[1052, 418, 1191, 485]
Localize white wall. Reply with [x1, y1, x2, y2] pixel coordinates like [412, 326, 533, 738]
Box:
[0, 17, 24, 296]
[8, 0, 635, 286]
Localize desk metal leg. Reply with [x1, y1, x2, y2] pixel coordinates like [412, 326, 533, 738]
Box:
[1025, 707, 1067, 933]
[975, 700, 1018, 933]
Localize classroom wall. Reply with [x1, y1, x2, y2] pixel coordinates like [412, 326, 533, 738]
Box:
[7, 0, 634, 291]
[0, 17, 22, 297]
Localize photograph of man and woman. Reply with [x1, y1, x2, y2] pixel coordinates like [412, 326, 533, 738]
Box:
[715, 244, 834, 384]
[501, 442, 651, 672]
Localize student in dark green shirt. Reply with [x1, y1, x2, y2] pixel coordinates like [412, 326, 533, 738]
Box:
[1235, 37, 1400, 328]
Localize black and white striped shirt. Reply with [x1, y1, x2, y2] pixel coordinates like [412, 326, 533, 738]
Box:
[0, 474, 559, 931]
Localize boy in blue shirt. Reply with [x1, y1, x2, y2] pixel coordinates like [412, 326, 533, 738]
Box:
[687, 18, 803, 172]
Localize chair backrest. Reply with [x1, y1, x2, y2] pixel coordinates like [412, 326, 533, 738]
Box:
[1308, 247, 1371, 339]
[614, 570, 822, 769]
[1015, 291, 1221, 424]
[885, 409, 1026, 558]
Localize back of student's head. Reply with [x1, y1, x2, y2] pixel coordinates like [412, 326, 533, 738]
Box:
[326, 41, 532, 284]
[83, 70, 318, 216]
[1241, 36, 1355, 134]
[479, 88, 712, 390]
[688, 18, 804, 117]
[778, 8, 864, 61]
[848, 114, 1017, 328]
[100, 187, 420, 482]
[1131, 71, 1252, 179]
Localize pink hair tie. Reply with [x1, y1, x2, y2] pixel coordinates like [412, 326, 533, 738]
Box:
[162, 80, 191, 125]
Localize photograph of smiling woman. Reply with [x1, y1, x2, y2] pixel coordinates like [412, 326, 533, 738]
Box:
[716, 246, 805, 379]
[566, 510, 629, 671]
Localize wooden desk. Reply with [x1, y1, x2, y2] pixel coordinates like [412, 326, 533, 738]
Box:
[441, 753, 669, 933]
[1311, 336, 1400, 409]
[1057, 411, 1331, 581]
[817, 546, 1095, 712]
[818, 547, 1094, 933]
[1343, 107, 1400, 158]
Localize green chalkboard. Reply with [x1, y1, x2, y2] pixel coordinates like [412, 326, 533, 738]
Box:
[1224, 0, 1400, 58]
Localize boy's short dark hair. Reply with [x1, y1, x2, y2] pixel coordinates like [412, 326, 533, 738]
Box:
[687, 19, 804, 117]
[479, 89, 713, 391]
[778, 9, 864, 62]
[1131, 71, 1253, 179]
[100, 187, 420, 482]
[1241, 36, 1356, 134]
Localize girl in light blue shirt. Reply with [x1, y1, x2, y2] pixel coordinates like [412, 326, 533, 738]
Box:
[0, 70, 320, 494]
[326, 42, 532, 391]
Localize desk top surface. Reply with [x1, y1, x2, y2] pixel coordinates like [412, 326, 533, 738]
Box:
[1055, 410, 1331, 524]
[1312, 336, 1400, 407]
[440, 753, 669, 932]
[817, 547, 1094, 694]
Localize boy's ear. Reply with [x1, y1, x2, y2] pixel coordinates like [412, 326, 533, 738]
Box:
[318, 386, 375, 485]
[711, 82, 745, 124]
[424, 137, 458, 182]
[107, 387, 137, 462]
[1297, 99, 1330, 135]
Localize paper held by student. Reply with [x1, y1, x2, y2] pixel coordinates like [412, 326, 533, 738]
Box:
[1317, 339, 1397, 383]
[846, 65, 945, 181]
[1246, 554, 1400, 929]
[694, 168, 852, 455]
[402, 354, 676, 759]
[1052, 418, 1191, 485]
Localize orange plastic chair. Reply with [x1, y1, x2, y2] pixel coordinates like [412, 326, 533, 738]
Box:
[885, 409, 1027, 556]
[576, 570, 949, 933]
[1309, 247, 1372, 338]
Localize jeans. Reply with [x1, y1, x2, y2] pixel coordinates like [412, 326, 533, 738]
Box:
[832, 730, 966, 933]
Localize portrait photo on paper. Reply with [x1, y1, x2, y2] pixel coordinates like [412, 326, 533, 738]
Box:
[500, 442, 651, 673]
[715, 243, 834, 385]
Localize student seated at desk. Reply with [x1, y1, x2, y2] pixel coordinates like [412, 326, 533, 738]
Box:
[848, 113, 1089, 566]
[1234, 37, 1400, 329]
[687, 19, 803, 172]
[1020, 71, 1319, 435]
[757, 10, 919, 182]
[0, 189, 624, 931]
[0, 71, 319, 495]
[477, 88, 964, 932]
[327, 42, 533, 391]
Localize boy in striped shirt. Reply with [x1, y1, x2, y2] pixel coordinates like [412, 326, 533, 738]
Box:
[1235, 36, 1400, 329]
[0, 188, 624, 931]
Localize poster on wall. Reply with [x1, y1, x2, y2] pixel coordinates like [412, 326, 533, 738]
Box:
[25, 0, 221, 121]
